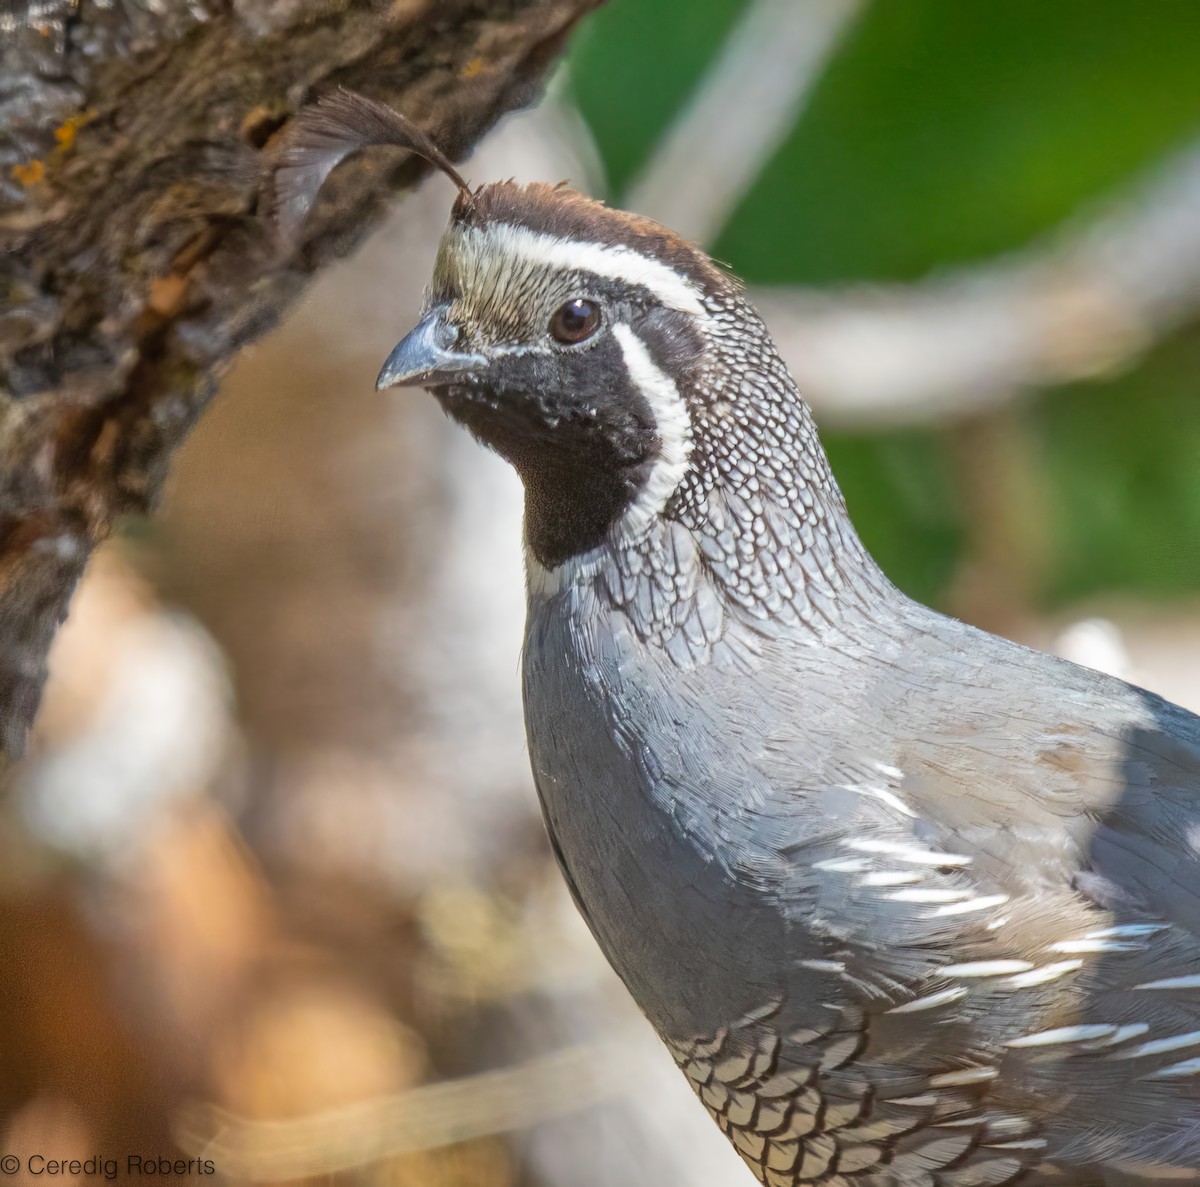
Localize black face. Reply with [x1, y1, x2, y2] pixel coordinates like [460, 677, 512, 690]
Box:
[432, 299, 703, 568]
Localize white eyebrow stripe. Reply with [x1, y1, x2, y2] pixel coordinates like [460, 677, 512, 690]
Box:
[454, 222, 709, 317]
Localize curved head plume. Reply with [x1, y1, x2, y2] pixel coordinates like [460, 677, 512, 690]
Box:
[265, 88, 473, 244]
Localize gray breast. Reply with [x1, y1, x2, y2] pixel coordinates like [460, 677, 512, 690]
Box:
[522, 564, 1200, 1185]
[522, 580, 801, 1038]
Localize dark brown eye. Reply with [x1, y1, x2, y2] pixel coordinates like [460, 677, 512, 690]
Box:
[550, 298, 601, 345]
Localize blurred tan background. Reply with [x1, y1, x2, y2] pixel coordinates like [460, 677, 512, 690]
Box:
[4, 2, 1200, 1184]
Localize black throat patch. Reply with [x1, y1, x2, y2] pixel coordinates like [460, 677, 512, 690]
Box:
[432, 332, 663, 569]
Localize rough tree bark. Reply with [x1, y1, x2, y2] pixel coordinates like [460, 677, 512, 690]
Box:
[0, 0, 601, 761]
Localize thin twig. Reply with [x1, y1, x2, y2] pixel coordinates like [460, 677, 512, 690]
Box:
[176, 1039, 639, 1181]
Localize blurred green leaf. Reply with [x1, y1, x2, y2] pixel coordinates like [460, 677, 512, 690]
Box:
[716, 0, 1200, 283]
[567, 0, 746, 195]
[1039, 330, 1200, 604]
[570, 0, 1200, 284]
[823, 427, 962, 606]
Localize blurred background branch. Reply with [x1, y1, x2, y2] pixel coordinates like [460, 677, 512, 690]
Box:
[624, 0, 864, 245]
[179, 1039, 633, 1180]
[761, 134, 1200, 426]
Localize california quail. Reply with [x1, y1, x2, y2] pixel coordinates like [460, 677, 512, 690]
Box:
[274, 92, 1200, 1185]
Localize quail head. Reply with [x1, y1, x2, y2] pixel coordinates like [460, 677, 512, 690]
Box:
[274, 91, 1200, 1186]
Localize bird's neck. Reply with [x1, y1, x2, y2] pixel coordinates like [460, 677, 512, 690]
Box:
[527, 302, 897, 643]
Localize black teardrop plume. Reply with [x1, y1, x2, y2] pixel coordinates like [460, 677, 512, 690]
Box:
[264, 87, 472, 245]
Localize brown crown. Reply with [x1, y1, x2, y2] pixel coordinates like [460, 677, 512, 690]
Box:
[453, 181, 738, 298]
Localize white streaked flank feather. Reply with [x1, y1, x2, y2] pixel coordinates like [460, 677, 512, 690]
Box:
[860, 870, 926, 886]
[1005, 960, 1083, 987]
[928, 1067, 999, 1087]
[941, 960, 1034, 978]
[887, 987, 968, 1014]
[1006, 1024, 1118, 1048]
[844, 837, 972, 865]
[1085, 1023, 1149, 1048]
[930, 894, 1010, 916]
[1049, 937, 1134, 954]
[1112, 1031, 1200, 1060]
[1134, 974, 1200, 990]
[1144, 1057, 1200, 1079]
[887, 888, 972, 903]
[799, 958, 847, 973]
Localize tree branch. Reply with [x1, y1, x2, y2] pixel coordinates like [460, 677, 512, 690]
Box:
[755, 135, 1200, 427]
[0, 0, 602, 758]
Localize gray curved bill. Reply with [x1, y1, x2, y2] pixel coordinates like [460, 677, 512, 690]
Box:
[375, 307, 486, 390]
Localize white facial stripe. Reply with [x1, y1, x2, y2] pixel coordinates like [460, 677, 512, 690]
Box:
[443, 222, 708, 317]
[612, 323, 693, 531]
[523, 324, 693, 599]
